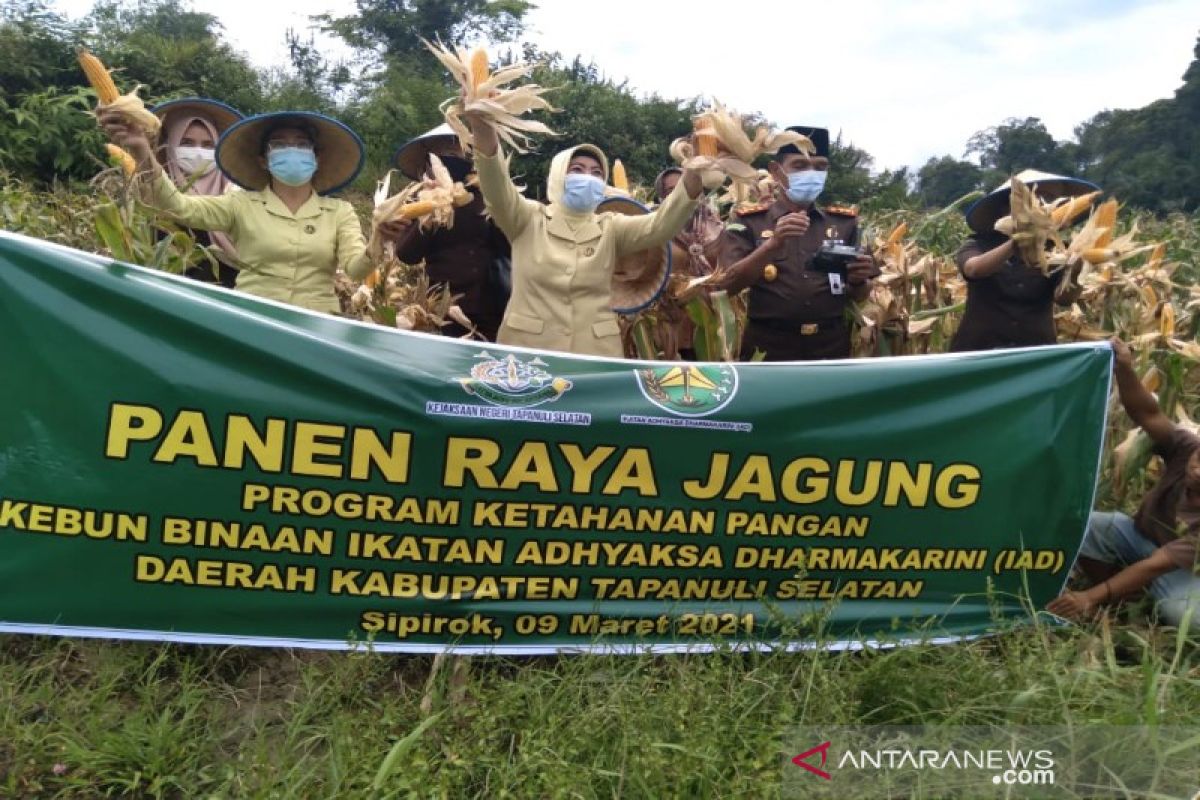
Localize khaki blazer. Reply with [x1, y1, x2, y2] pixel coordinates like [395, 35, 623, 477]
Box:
[475, 145, 697, 357]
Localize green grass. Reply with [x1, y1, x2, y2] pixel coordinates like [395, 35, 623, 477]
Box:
[1, 619, 1197, 798]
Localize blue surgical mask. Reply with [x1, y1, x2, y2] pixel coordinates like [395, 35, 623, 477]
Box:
[561, 174, 606, 213]
[786, 170, 827, 203]
[268, 147, 318, 187]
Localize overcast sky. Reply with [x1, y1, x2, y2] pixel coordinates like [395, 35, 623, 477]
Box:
[54, 0, 1199, 171]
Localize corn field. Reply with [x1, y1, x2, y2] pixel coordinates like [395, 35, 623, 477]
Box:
[2, 168, 1197, 515]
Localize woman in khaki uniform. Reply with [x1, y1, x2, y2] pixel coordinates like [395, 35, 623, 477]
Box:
[465, 111, 704, 357]
[99, 110, 406, 314]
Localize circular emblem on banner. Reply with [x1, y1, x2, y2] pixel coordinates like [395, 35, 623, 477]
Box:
[458, 352, 572, 408]
[635, 364, 738, 418]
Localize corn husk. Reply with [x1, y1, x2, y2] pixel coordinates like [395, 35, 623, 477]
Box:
[426, 40, 557, 154]
[367, 155, 475, 263]
[671, 102, 812, 190]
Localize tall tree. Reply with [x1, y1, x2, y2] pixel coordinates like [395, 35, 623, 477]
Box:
[506, 48, 701, 198]
[965, 117, 1071, 176]
[320, 0, 532, 67]
[86, 0, 264, 112]
[916, 156, 984, 208]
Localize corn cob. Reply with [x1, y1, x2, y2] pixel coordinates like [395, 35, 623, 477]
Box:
[398, 200, 439, 219]
[425, 39, 556, 154]
[469, 48, 489, 90]
[611, 159, 628, 191]
[77, 46, 161, 136]
[1092, 199, 1118, 247]
[105, 143, 137, 177]
[886, 222, 908, 246]
[1049, 191, 1101, 227]
[1141, 366, 1162, 394]
[77, 48, 120, 104]
[1082, 248, 1115, 264]
[1159, 302, 1176, 337]
[1140, 284, 1159, 308]
[1146, 242, 1165, 268]
[694, 119, 719, 158]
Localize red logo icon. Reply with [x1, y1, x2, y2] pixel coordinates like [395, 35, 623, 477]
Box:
[792, 741, 832, 780]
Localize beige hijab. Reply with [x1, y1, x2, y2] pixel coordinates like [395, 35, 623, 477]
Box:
[164, 115, 237, 259]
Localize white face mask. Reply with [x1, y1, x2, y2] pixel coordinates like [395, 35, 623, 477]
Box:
[175, 146, 216, 176]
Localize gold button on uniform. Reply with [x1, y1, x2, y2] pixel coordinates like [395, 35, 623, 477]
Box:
[763, 264, 778, 282]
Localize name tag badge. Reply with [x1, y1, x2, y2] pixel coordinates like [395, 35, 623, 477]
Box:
[828, 272, 845, 295]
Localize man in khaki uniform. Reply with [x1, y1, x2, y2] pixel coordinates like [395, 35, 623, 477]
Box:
[466, 110, 703, 357]
[717, 126, 878, 361]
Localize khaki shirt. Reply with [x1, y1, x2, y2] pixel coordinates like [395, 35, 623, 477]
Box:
[149, 173, 370, 313]
[475, 150, 698, 357]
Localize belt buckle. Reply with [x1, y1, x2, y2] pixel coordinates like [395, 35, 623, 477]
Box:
[800, 323, 819, 336]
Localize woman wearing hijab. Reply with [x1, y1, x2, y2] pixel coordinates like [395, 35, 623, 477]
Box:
[463, 111, 704, 357]
[950, 169, 1101, 352]
[99, 110, 405, 314]
[152, 97, 243, 288]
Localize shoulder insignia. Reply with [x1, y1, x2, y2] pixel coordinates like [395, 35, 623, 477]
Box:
[734, 202, 771, 217]
[824, 204, 859, 217]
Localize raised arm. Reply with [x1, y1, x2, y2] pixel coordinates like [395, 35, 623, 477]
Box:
[463, 111, 533, 239]
[610, 178, 700, 256]
[1111, 337, 1176, 447]
[98, 109, 236, 233]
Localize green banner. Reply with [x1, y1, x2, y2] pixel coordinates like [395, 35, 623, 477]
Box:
[0, 232, 1111, 653]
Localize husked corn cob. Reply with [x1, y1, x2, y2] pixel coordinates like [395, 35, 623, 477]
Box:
[77, 48, 120, 104]
[1160, 302, 1176, 337]
[425, 39, 557, 154]
[1083, 248, 1116, 264]
[1140, 284, 1159, 308]
[693, 119, 719, 158]
[1092, 199, 1118, 247]
[105, 143, 137, 176]
[612, 159, 628, 191]
[886, 222, 908, 245]
[398, 200, 438, 219]
[1141, 367, 1162, 393]
[469, 48, 489, 90]
[77, 47, 162, 136]
[1049, 191, 1101, 227]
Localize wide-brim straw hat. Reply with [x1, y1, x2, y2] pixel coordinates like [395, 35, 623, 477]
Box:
[600, 196, 673, 314]
[151, 97, 243, 134]
[394, 123, 460, 180]
[964, 169, 1101, 234]
[215, 111, 365, 195]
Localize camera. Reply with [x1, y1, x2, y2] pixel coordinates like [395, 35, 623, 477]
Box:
[810, 243, 862, 275]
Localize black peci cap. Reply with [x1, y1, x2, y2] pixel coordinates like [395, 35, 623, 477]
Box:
[778, 126, 830, 159]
